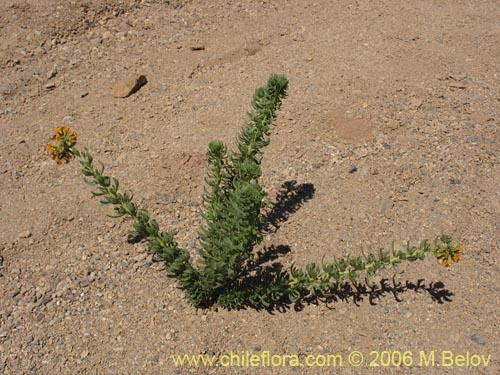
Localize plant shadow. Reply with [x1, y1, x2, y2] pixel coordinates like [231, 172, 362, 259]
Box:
[264, 180, 316, 233]
[231, 180, 454, 313]
[231, 267, 454, 313]
[295, 278, 454, 312]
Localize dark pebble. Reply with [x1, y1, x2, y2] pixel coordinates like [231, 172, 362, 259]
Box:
[470, 333, 486, 346]
[80, 279, 92, 288]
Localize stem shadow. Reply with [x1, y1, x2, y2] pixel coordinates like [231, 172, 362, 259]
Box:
[264, 180, 315, 232]
[228, 266, 454, 313]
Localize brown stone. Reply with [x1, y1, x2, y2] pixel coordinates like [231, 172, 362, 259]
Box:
[112, 74, 147, 98]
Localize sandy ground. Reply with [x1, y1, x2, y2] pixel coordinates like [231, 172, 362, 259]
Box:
[1, 0, 499, 374]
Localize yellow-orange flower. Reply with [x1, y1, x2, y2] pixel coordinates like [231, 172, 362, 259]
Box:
[52, 127, 77, 147]
[47, 126, 77, 164]
[435, 242, 463, 267]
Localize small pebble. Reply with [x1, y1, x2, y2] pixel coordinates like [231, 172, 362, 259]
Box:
[379, 196, 393, 214]
[63, 115, 74, 123]
[18, 231, 32, 239]
[112, 74, 147, 98]
[466, 135, 483, 144]
[44, 82, 56, 90]
[133, 253, 147, 262]
[2, 86, 15, 96]
[47, 67, 57, 80]
[153, 192, 169, 204]
[470, 333, 486, 346]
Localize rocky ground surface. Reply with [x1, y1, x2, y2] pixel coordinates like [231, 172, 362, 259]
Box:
[0, 0, 499, 374]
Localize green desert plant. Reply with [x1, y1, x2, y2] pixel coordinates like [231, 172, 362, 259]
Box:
[47, 74, 462, 309]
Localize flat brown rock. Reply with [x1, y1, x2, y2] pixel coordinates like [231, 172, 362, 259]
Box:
[112, 74, 147, 98]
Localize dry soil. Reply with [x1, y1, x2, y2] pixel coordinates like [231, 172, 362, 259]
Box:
[0, 1, 499, 374]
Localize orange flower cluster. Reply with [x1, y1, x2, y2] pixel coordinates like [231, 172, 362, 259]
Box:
[436, 244, 463, 267]
[47, 126, 77, 164]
